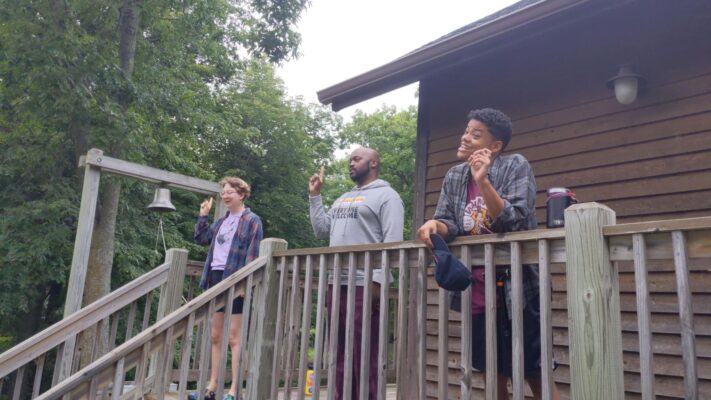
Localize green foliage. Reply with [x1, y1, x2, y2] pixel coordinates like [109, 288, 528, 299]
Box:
[0, 0, 310, 345]
[205, 59, 339, 249]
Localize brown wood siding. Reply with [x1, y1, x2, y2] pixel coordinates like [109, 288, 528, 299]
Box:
[417, 2, 711, 398]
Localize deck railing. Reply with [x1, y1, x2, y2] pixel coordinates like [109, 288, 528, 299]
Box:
[0, 248, 189, 400]
[1, 202, 708, 399]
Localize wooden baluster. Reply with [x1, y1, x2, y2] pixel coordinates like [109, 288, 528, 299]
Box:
[125, 302, 137, 342]
[235, 274, 255, 399]
[395, 248, 409, 400]
[358, 252, 374, 400]
[283, 256, 301, 399]
[343, 252, 357, 399]
[484, 243, 497, 400]
[511, 242, 524, 400]
[377, 250, 391, 400]
[460, 245, 472, 400]
[671, 230, 698, 399]
[297, 255, 315, 400]
[538, 240, 554, 400]
[11, 365, 25, 400]
[91, 318, 109, 362]
[326, 253, 342, 400]
[197, 299, 216, 395]
[417, 248, 426, 400]
[109, 313, 119, 351]
[270, 256, 289, 400]
[178, 312, 196, 400]
[133, 342, 151, 399]
[632, 234, 656, 400]
[51, 343, 64, 386]
[312, 254, 329, 400]
[437, 244, 450, 400]
[88, 374, 99, 400]
[216, 286, 236, 394]
[141, 292, 153, 331]
[155, 325, 175, 399]
[111, 358, 125, 400]
[32, 354, 46, 399]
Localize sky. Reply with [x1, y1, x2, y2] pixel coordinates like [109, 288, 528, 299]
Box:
[278, 0, 520, 119]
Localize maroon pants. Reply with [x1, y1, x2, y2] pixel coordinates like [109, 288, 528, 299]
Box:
[326, 286, 380, 400]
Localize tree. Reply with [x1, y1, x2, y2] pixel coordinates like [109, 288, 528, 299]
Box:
[205, 59, 340, 249]
[0, 0, 309, 354]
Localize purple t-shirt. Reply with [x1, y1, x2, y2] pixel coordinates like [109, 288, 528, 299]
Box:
[211, 210, 243, 270]
[466, 178, 492, 315]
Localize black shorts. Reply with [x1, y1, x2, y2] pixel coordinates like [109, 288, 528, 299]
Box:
[471, 284, 542, 378]
[207, 270, 244, 315]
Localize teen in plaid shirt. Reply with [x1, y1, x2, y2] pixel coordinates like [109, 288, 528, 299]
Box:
[417, 108, 559, 400]
[193, 177, 263, 400]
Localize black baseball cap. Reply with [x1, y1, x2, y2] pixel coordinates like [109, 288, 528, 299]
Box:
[430, 233, 471, 292]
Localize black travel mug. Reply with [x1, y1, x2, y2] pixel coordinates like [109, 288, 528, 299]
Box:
[546, 187, 577, 228]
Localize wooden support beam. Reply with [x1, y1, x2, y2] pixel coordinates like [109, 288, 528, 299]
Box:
[80, 148, 220, 195]
[59, 150, 102, 382]
[564, 202, 624, 399]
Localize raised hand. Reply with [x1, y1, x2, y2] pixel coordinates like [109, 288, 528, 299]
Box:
[199, 197, 214, 216]
[308, 166, 325, 196]
[469, 148, 492, 184]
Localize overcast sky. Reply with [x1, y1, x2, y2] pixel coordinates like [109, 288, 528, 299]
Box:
[278, 0, 519, 118]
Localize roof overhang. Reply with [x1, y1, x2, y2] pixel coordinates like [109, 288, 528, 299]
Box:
[317, 0, 595, 111]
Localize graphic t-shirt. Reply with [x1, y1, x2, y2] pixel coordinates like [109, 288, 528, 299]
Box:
[465, 178, 491, 314]
[211, 211, 243, 270]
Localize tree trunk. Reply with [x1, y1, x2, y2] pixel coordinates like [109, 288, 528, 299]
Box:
[78, 0, 141, 367]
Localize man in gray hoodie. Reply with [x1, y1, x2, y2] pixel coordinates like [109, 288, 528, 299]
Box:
[309, 146, 404, 400]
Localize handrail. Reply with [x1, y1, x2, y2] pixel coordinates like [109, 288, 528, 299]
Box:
[274, 228, 566, 257]
[603, 215, 711, 236]
[0, 262, 171, 379]
[35, 256, 268, 400]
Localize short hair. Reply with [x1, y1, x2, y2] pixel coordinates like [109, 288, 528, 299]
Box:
[467, 108, 513, 151]
[219, 176, 251, 199]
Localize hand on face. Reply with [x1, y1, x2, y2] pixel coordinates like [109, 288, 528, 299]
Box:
[469, 148, 492, 184]
[199, 197, 214, 216]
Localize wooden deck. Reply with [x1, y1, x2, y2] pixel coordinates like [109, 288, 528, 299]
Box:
[161, 384, 398, 400]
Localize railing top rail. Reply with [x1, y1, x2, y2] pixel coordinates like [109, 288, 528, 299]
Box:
[0, 262, 171, 379]
[36, 256, 268, 400]
[273, 228, 565, 257]
[603, 215, 711, 236]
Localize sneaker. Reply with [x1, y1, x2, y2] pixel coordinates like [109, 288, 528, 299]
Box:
[222, 394, 235, 400]
[188, 389, 216, 400]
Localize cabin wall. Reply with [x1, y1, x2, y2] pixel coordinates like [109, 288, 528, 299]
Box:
[418, 2, 711, 398]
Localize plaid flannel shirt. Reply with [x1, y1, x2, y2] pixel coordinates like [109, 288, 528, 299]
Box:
[433, 153, 539, 311]
[195, 208, 263, 289]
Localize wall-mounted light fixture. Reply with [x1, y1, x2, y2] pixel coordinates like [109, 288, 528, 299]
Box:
[607, 65, 643, 105]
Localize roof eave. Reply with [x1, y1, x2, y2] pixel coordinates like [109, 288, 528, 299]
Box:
[317, 0, 592, 111]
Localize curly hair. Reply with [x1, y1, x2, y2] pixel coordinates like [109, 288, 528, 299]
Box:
[467, 108, 513, 151]
[219, 176, 251, 199]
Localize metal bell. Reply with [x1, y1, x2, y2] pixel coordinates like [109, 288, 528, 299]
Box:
[147, 187, 176, 212]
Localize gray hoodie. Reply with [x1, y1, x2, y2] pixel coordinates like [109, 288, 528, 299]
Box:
[309, 179, 404, 285]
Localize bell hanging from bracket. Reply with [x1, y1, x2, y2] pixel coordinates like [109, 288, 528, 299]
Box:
[147, 186, 176, 212]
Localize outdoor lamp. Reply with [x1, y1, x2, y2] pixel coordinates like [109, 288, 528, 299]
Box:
[607, 65, 643, 105]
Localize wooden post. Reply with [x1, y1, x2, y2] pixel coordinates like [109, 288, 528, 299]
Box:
[564, 202, 624, 399]
[247, 238, 288, 400]
[151, 248, 188, 391]
[156, 248, 189, 321]
[58, 149, 103, 382]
